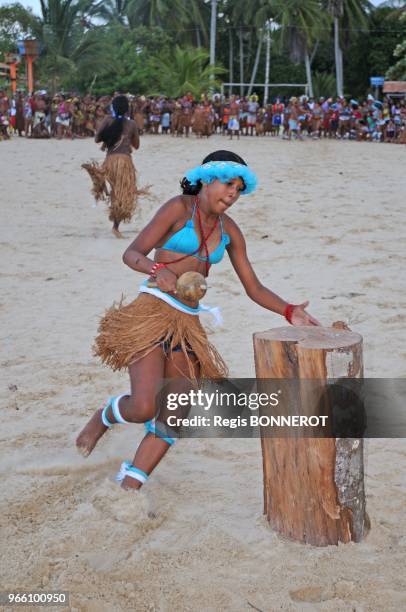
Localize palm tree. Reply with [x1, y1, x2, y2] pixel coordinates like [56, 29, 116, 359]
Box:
[386, 10, 406, 80]
[189, 0, 209, 47]
[219, 0, 236, 94]
[327, 0, 371, 96]
[248, 3, 279, 99]
[126, 0, 207, 43]
[126, 0, 175, 27]
[36, 0, 109, 91]
[312, 71, 337, 97]
[328, 1, 344, 95]
[232, 0, 263, 96]
[252, 2, 280, 103]
[247, 28, 264, 95]
[268, 0, 330, 98]
[150, 45, 224, 97]
[91, 0, 131, 25]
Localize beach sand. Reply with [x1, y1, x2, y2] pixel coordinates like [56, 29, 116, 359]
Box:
[1, 134, 406, 611]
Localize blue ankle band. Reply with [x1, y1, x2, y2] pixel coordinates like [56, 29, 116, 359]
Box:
[127, 465, 148, 481]
[115, 461, 149, 485]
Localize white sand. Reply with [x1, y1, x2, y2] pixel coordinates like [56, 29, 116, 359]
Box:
[1, 135, 406, 611]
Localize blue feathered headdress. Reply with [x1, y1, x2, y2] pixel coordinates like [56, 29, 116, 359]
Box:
[185, 161, 257, 195]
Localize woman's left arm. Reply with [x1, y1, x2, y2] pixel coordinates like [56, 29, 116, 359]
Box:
[226, 219, 320, 326]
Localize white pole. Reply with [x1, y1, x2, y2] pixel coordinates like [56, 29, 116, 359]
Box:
[229, 28, 233, 96]
[334, 16, 343, 97]
[264, 23, 271, 106]
[305, 52, 313, 98]
[239, 26, 244, 97]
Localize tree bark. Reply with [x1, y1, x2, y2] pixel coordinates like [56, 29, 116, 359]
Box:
[209, 0, 217, 83]
[253, 324, 368, 546]
[334, 16, 343, 96]
[246, 29, 252, 85]
[229, 28, 233, 96]
[305, 50, 313, 98]
[239, 25, 244, 97]
[310, 39, 319, 65]
[248, 31, 263, 96]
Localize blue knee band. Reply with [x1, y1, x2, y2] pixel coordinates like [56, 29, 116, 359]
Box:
[111, 394, 131, 424]
[144, 419, 176, 446]
[101, 398, 114, 427]
[101, 393, 130, 427]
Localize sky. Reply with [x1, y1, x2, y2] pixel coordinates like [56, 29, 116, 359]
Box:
[4, 0, 390, 18]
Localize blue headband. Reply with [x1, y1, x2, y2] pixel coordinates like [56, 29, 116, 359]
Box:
[185, 161, 257, 195]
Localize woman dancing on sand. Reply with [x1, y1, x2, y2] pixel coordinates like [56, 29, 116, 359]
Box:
[82, 94, 140, 238]
[76, 150, 320, 490]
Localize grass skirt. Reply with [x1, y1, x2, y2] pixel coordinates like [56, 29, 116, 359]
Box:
[82, 153, 138, 224]
[94, 293, 228, 379]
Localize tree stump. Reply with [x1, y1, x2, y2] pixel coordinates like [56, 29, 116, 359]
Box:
[253, 324, 368, 546]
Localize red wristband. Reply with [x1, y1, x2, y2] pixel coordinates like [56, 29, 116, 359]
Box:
[284, 303, 295, 324]
[150, 262, 166, 278]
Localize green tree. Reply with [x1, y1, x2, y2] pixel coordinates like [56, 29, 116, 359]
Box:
[268, 0, 331, 97]
[150, 45, 225, 97]
[231, 0, 263, 96]
[327, 0, 372, 96]
[87, 25, 171, 94]
[91, 0, 132, 26]
[125, 0, 208, 45]
[0, 3, 38, 55]
[343, 6, 406, 95]
[35, 0, 111, 91]
[386, 11, 406, 80]
[255, 46, 309, 99]
[312, 70, 336, 97]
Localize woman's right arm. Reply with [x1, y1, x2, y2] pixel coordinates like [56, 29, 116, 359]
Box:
[123, 197, 187, 292]
[122, 196, 185, 275]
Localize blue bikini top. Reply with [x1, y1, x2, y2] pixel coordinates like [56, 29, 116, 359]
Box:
[159, 202, 230, 264]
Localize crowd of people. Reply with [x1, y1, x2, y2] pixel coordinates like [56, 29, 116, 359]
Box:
[1, 88, 406, 144]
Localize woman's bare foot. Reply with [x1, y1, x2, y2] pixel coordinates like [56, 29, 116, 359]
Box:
[76, 408, 109, 457]
[112, 227, 125, 238]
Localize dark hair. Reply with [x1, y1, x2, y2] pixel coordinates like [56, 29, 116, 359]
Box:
[98, 95, 129, 149]
[180, 150, 248, 195]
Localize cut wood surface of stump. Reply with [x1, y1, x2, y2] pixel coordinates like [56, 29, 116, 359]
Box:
[253, 324, 368, 546]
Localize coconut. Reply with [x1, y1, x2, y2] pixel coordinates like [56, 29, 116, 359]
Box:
[176, 271, 207, 301]
[147, 271, 207, 301]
